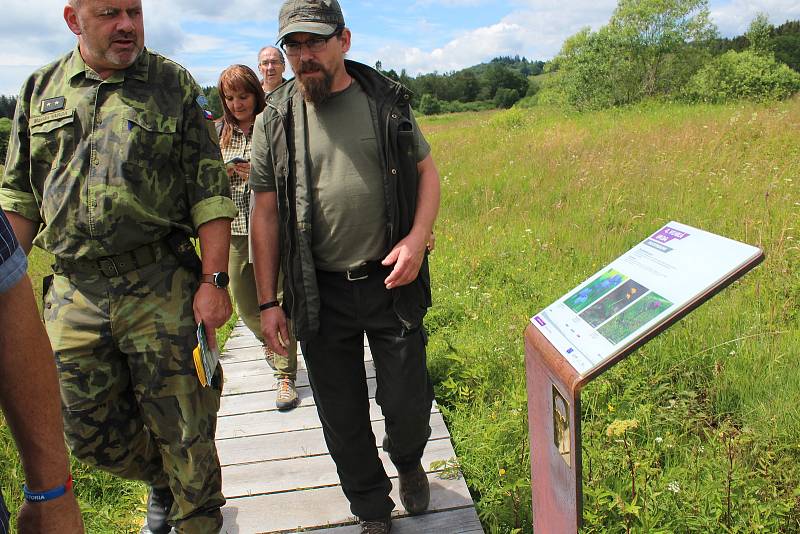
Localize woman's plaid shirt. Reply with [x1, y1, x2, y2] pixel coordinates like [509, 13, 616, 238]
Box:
[220, 123, 252, 235]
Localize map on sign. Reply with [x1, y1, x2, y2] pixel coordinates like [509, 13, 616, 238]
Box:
[531, 221, 763, 377]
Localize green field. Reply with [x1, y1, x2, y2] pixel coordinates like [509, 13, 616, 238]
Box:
[2, 97, 799, 532]
[421, 99, 799, 532]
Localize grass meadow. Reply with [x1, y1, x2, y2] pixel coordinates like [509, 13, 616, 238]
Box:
[1, 97, 799, 532]
[421, 98, 799, 532]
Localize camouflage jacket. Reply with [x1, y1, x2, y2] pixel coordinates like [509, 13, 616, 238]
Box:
[0, 46, 237, 260]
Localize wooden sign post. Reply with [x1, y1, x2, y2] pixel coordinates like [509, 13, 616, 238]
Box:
[524, 222, 764, 532]
[525, 325, 583, 532]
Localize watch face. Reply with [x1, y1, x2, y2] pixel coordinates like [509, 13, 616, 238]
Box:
[214, 272, 230, 288]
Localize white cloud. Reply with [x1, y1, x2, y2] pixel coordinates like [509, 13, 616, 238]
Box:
[352, 0, 618, 75]
[148, 0, 283, 22]
[711, 0, 800, 35]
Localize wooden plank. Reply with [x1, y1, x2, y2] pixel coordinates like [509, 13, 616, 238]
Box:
[221, 345, 267, 364]
[221, 474, 474, 533]
[216, 402, 444, 441]
[221, 345, 374, 366]
[308, 507, 484, 533]
[219, 383, 315, 417]
[222, 438, 456, 499]
[217, 325, 483, 534]
[217, 418, 451, 467]
[224, 333, 262, 351]
[222, 361, 376, 396]
[219, 376, 382, 417]
[223, 358, 307, 381]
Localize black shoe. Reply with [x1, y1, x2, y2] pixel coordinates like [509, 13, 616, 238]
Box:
[140, 486, 174, 534]
[360, 517, 392, 533]
[398, 463, 430, 515]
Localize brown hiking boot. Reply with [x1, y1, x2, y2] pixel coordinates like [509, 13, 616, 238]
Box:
[398, 463, 430, 515]
[360, 517, 391, 533]
[276, 377, 299, 411]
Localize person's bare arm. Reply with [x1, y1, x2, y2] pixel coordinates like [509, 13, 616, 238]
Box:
[250, 191, 289, 356]
[5, 212, 37, 255]
[0, 275, 84, 533]
[382, 154, 441, 289]
[194, 218, 233, 350]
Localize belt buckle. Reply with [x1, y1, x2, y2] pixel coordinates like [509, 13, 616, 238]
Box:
[98, 258, 120, 277]
[345, 265, 369, 281]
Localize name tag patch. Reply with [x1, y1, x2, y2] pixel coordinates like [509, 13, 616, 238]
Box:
[40, 96, 66, 113]
[29, 108, 74, 128]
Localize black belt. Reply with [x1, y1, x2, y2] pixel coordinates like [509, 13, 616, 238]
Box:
[55, 240, 170, 277]
[319, 260, 385, 281]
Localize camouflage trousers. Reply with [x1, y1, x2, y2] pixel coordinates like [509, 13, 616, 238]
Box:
[44, 256, 224, 533]
[228, 234, 297, 379]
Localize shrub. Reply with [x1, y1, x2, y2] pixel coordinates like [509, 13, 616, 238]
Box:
[493, 88, 520, 109]
[418, 93, 443, 115]
[488, 107, 530, 129]
[684, 49, 800, 103]
[440, 100, 494, 113]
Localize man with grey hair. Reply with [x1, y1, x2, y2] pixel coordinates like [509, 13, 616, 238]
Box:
[1, 0, 236, 532]
[250, 1, 441, 532]
[258, 45, 287, 94]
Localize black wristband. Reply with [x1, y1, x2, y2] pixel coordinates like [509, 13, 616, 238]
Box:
[259, 300, 280, 311]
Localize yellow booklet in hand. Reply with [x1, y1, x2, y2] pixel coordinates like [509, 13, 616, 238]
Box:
[193, 322, 219, 387]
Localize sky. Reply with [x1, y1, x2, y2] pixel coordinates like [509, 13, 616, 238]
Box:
[1, 0, 799, 96]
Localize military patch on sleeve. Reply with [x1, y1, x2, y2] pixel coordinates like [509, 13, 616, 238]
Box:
[196, 94, 214, 120]
[40, 96, 66, 113]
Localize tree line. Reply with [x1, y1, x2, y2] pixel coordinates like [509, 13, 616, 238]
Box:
[2, 0, 800, 162]
[375, 3, 800, 115]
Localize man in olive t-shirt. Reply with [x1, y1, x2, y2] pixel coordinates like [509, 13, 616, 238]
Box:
[249, 1, 441, 532]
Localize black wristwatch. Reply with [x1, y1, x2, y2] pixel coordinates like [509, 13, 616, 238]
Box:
[201, 272, 230, 289]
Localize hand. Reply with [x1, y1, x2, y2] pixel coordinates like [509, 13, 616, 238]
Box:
[234, 162, 251, 180]
[260, 306, 290, 356]
[225, 162, 251, 182]
[382, 231, 428, 289]
[193, 283, 233, 350]
[426, 231, 436, 253]
[17, 492, 85, 534]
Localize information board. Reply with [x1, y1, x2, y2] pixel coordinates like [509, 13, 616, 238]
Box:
[531, 221, 763, 378]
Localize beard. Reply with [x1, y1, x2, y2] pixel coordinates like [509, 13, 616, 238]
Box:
[296, 59, 334, 105]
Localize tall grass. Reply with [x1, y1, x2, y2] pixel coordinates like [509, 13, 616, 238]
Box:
[421, 98, 799, 532]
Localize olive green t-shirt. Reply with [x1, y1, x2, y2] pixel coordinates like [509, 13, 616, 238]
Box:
[249, 79, 430, 271]
[307, 81, 385, 270]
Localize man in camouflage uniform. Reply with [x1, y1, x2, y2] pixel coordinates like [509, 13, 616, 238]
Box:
[0, 1, 236, 533]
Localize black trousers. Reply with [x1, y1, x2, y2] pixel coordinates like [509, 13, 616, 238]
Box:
[302, 267, 434, 521]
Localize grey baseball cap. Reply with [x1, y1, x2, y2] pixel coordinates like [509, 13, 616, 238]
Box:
[277, 0, 345, 42]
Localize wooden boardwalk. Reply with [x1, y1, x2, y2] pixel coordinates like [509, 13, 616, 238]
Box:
[217, 322, 485, 533]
